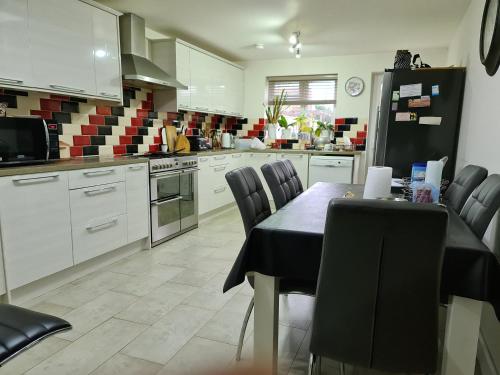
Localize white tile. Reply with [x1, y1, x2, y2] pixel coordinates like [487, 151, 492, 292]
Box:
[124, 107, 136, 118]
[70, 113, 89, 125]
[90, 353, 162, 375]
[61, 123, 82, 136]
[196, 308, 253, 346]
[138, 144, 149, 154]
[118, 116, 130, 127]
[29, 301, 73, 317]
[113, 274, 171, 297]
[183, 273, 240, 311]
[106, 135, 120, 145]
[99, 145, 114, 156]
[79, 103, 97, 115]
[169, 268, 218, 288]
[112, 126, 126, 136]
[121, 304, 214, 364]
[25, 318, 147, 375]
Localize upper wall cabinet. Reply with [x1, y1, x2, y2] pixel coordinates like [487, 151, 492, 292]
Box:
[152, 39, 244, 117]
[0, 0, 122, 102]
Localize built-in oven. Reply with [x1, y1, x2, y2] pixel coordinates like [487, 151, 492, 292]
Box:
[150, 167, 198, 245]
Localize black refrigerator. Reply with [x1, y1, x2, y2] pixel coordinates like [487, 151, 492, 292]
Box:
[374, 68, 466, 182]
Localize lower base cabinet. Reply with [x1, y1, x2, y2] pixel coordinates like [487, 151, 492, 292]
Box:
[125, 163, 150, 243]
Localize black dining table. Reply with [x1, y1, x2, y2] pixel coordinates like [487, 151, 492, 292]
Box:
[223, 182, 500, 375]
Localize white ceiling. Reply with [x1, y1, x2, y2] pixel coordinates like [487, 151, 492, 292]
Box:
[98, 0, 471, 62]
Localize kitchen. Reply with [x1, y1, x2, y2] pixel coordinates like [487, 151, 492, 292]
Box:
[0, 0, 499, 374]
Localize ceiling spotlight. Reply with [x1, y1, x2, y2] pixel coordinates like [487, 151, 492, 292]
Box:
[289, 32, 299, 45]
[289, 46, 294, 53]
[296, 49, 301, 58]
[295, 43, 302, 50]
[255, 43, 264, 49]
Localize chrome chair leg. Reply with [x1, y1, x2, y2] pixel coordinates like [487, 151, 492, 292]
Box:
[236, 297, 254, 361]
[340, 362, 346, 375]
[308, 354, 321, 375]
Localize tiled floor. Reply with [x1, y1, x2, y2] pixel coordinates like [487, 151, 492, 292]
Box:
[0, 207, 477, 375]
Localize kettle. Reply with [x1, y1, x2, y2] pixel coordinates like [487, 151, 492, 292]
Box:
[221, 133, 234, 149]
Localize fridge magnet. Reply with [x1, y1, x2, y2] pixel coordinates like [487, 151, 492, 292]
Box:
[432, 85, 440, 96]
[391, 102, 398, 111]
[399, 83, 422, 98]
[392, 91, 400, 101]
[395, 112, 411, 121]
[419, 116, 442, 125]
[408, 95, 431, 108]
[410, 112, 417, 121]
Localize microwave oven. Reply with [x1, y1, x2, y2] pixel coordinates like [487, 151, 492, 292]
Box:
[0, 116, 59, 167]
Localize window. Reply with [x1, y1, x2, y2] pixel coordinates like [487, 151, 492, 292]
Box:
[267, 75, 337, 123]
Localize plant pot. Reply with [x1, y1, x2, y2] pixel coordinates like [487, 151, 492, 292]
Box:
[267, 124, 278, 140]
[281, 128, 292, 139]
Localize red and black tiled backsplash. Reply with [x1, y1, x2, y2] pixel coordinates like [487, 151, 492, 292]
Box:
[0, 86, 257, 158]
[333, 118, 367, 151]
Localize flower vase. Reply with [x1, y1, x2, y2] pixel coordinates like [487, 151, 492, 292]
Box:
[267, 124, 278, 140]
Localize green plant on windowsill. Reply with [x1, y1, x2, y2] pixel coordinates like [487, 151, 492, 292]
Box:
[295, 113, 312, 133]
[264, 89, 287, 125]
[315, 121, 333, 137]
[277, 115, 289, 129]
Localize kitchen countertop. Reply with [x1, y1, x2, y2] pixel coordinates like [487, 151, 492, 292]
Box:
[195, 148, 363, 157]
[0, 156, 149, 177]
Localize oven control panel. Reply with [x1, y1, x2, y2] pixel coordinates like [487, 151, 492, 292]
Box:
[149, 156, 198, 173]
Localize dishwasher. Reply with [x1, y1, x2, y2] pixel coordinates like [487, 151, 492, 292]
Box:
[308, 156, 354, 187]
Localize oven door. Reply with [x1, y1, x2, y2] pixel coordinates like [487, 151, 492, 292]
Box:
[180, 168, 198, 230]
[150, 170, 181, 201]
[151, 196, 181, 244]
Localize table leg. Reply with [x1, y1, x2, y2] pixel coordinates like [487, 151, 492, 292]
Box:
[441, 295, 483, 375]
[253, 272, 279, 374]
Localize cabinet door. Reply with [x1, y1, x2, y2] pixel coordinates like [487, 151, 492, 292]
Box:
[93, 8, 122, 101]
[0, 0, 31, 88]
[197, 156, 212, 215]
[0, 172, 73, 289]
[190, 49, 211, 112]
[176, 42, 191, 109]
[277, 153, 309, 188]
[28, 0, 96, 95]
[246, 153, 276, 198]
[125, 163, 149, 243]
[0, 241, 6, 295]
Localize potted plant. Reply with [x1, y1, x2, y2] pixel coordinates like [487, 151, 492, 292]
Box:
[278, 115, 293, 139]
[314, 121, 333, 149]
[264, 89, 287, 140]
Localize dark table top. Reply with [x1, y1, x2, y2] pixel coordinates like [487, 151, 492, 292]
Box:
[224, 182, 500, 319]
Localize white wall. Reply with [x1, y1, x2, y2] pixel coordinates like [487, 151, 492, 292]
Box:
[241, 48, 448, 120]
[447, 1, 500, 373]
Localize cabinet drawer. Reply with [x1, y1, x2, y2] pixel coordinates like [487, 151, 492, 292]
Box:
[211, 163, 230, 186]
[209, 154, 229, 166]
[72, 213, 127, 264]
[69, 166, 124, 189]
[212, 184, 232, 207]
[70, 182, 126, 226]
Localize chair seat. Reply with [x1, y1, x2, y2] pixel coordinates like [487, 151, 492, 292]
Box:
[0, 304, 71, 365]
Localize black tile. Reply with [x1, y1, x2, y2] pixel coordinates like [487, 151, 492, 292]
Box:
[259, 131, 265, 137]
[132, 136, 143, 144]
[345, 118, 358, 124]
[105, 116, 118, 125]
[90, 136, 106, 145]
[237, 118, 248, 124]
[111, 106, 124, 117]
[126, 144, 138, 154]
[53, 112, 72, 123]
[123, 97, 131, 108]
[138, 127, 149, 135]
[356, 145, 366, 151]
[214, 124, 221, 129]
[4, 89, 28, 96]
[0, 94, 17, 108]
[83, 146, 99, 156]
[234, 124, 242, 130]
[334, 131, 344, 138]
[69, 97, 87, 103]
[123, 88, 136, 100]
[281, 143, 293, 149]
[97, 126, 113, 136]
[142, 118, 153, 127]
[148, 111, 158, 119]
[61, 101, 79, 113]
[338, 125, 351, 132]
[288, 139, 298, 143]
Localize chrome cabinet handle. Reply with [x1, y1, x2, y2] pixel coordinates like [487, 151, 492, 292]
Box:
[86, 217, 118, 231]
[12, 174, 59, 184]
[99, 92, 119, 98]
[199, 157, 208, 162]
[214, 156, 226, 160]
[152, 196, 182, 206]
[182, 168, 199, 173]
[128, 165, 145, 170]
[232, 154, 242, 158]
[214, 166, 226, 172]
[214, 187, 226, 194]
[0, 77, 23, 84]
[195, 106, 209, 111]
[83, 169, 114, 176]
[151, 170, 182, 178]
[50, 84, 85, 93]
[84, 186, 116, 196]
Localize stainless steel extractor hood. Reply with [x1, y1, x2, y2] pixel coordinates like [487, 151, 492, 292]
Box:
[119, 13, 187, 90]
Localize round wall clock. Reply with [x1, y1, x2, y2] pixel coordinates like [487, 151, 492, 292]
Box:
[345, 77, 365, 97]
[480, 0, 500, 76]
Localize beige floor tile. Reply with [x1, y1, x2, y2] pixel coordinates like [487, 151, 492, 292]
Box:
[121, 304, 215, 364]
[29, 301, 74, 317]
[25, 318, 147, 375]
[0, 337, 71, 375]
[196, 308, 253, 346]
[183, 273, 240, 311]
[169, 268, 218, 288]
[279, 294, 314, 330]
[157, 336, 236, 375]
[154, 246, 217, 267]
[56, 291, 137, 341]
[223, 292, 254, 315]
[90, 353, 163, 375]
[116, 282, 199, 325]
[108, 252, 185, 280]
[112, 274, 173, 297]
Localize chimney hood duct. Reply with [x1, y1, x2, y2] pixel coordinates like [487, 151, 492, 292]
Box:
[119, 14, 187, 90]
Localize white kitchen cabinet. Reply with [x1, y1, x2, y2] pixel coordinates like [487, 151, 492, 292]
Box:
[125, 163, 150, 243]
[225, 64, 244, 117]
[197, 156, 212, 215]
[190, 49, 212, 112]
[276, 153, 309, 188]
[93, 7, 122, 100]
[0, 0, 31, 89]
[0, 172, 73, 289]
[176, 42, 191, 109]
[0, 241, 5, 296]
[69, 165, 124, 189]
[245, 152, 276, 197]
[28, 0, 96, 96]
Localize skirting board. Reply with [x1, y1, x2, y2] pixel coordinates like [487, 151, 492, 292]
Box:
[478, 331, 499, 375]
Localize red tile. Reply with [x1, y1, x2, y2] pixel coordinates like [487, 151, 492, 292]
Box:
[167, 112, 178, 120]
[154, 136, 162, 144]
[113, 145, 127, 155]
[137, 109, 149, 118]
[158, 128, 163, 136]
[141, 101, 153, 110]
[259, 118, 266, 125]
[119, 135, 132, 145]
[335, 118, 345, 125]
[70, 146, 83, 157]
[125, 127, 138, 135]
[50, 94, 70, 101]
[364, 124, 368, 131]
[89, 114, 105, 125]
[73, 135, 91, 146]
[254, 124, 265, 131]
[40, 98, 61, 112]
[357, 131, 367, 139]
[149, 144, 159, 153]
[186, 129, 193, 136]
[188, 121, 197, 129]
[81, 125, 98, 135]
[96, 106, 111, 116]
[30, 110, 52, 120]
[147, 92, 154, 102]
[131, 117, 143, 127]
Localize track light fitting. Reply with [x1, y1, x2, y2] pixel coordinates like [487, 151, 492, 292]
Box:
[288, 31, 302, 58]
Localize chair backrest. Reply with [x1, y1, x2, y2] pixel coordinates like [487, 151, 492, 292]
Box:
[225, 167, 272, 236]
[460, 174, 500, 238]
[444, 165, 488, 213]
[310, 199, 448, 374]
[261, 159, 304, 209]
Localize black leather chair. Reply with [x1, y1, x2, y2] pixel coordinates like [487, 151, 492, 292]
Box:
[225, 167, 314, 361]
[261, 159, 304, 209]
[460, 174, 500, 238]
[0, 304, 71, 366]
[444, 165, 488, 213]
[309, 199, 448, 375]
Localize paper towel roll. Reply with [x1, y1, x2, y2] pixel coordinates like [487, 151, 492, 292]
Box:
[363, 166, 393, 199]
[425, 160, 443, 189]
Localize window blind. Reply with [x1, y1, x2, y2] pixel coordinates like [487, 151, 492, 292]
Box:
[267, 75, 337, 105]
